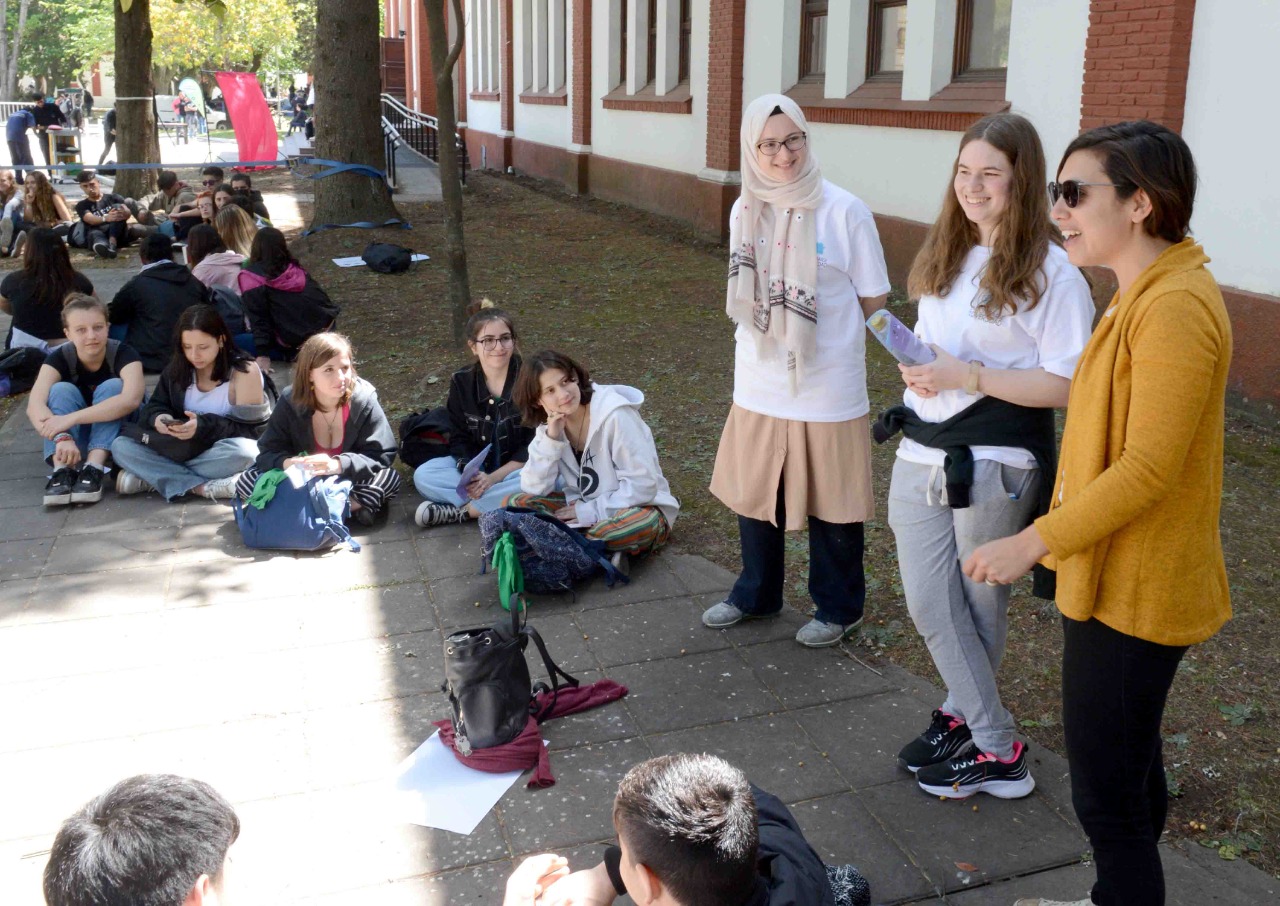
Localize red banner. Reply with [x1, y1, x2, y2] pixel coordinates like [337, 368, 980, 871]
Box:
[214, 71, 278, 168]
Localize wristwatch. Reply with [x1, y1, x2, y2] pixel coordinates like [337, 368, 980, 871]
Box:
[965, 360, 985, 395]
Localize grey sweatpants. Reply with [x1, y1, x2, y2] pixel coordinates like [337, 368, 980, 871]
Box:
[888, 457, 1041, 758]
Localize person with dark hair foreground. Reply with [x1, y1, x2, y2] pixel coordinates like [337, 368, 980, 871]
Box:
[238, 227, 339, 369]
[504, 753, 868, 906]
[508, 349, 679, 571]
[0, 227, 94, 350]
[109, 233, 212, 371]
[43, 773, 239, 906]
[966, 121, 1232, 906]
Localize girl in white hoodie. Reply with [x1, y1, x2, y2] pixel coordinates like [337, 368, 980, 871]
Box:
[509, 350, 678, 561]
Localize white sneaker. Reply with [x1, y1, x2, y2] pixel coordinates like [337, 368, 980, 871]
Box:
[115, 470, 154, 496]
[202, 473, 241, 500]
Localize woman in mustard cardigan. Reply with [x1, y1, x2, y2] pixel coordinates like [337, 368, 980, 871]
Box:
[964, 121, 1232, 906]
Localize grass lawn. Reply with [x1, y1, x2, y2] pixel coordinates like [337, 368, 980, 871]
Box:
[4, 167, 1276, 876]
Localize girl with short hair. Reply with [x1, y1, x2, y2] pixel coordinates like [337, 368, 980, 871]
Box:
[507, 350, 678, 567]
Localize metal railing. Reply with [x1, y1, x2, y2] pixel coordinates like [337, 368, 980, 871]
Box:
[380, 93, 469, 183]
[381, 117, 401, 190]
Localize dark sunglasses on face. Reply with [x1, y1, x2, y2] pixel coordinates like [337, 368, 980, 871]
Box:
[202, 179, 218, 186]
[1047, 179, 1122, 208]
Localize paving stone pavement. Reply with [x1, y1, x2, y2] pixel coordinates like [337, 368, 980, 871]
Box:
[0, 396, 1275, 903]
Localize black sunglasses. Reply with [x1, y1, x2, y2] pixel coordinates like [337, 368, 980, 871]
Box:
[1047, 179, 1122, 208]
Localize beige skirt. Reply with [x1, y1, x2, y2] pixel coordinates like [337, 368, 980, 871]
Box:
[710, 405, 875, 530]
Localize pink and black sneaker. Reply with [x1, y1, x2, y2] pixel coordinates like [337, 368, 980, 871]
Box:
[916, 740, 1036, 799]
[897, 709, 975, 773]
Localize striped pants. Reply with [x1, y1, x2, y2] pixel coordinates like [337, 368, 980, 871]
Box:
[502, 492, 671, 555]
[235, 466, 402, 517]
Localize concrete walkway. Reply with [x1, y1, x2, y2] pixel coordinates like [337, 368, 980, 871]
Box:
[0, 327, 1274, 903]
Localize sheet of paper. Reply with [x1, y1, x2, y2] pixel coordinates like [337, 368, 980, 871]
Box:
[283, 463, 310, 489]
[456, 444, 492, 504]
[390, 731, 526, 834]
[331, 253, 430, 268]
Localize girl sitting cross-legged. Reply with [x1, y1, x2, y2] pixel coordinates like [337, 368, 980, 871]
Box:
[27, 293, 145, 506]
[413, 300, 534, 528]
[110, 305, 272, 502]
[506, 350, 679, 571]
[233, 332, 401, 526]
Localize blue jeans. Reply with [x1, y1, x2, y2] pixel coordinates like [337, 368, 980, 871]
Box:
[43, 380, 127, 464]
[413, 455, 524, 514]
[728, 476, 866, 626]
[111, 435, 258, 500]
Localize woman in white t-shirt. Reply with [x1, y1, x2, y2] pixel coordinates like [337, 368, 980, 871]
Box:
[703, 94, 891, 648]
[881, 113, 1093, 800]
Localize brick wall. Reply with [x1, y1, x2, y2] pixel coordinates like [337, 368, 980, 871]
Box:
[571, 0, 592, 145]
[1080, 0, 1197, 132]
[704, 0, 747, 172]
[501, 0, 515, 132]
[416, 0, 441, 118]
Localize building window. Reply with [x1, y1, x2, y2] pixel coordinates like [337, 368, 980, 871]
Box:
[647, 0, 658, 88]
[469, 0, 501, 95]
[867, 0, 907, 80]
[678, 0, 692, 83]
[618, 0, 628, 90]
[800, 1, 828, 80]
[520, 0, 566, 99]
[955, 0, 1012, 79]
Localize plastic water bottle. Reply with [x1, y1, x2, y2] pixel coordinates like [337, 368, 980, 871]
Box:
[866, 309, 936, 366]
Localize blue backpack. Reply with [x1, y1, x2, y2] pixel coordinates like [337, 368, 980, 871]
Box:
[478, 507, 626, 596]
[233, 475, 361, 552]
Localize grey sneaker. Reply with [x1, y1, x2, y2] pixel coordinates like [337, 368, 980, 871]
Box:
[795, 616, 863, 648]
[115, 470, 155, 495]
[201, 473, 241, 500]
[701, 600, 781, 628]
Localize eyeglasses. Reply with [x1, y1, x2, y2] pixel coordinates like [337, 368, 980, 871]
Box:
[756, 132, 807, 157]
[1047, 179, 1122, 208]
[475, 334, 514, 350]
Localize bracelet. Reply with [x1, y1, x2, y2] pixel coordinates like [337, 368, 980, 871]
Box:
[965, 360, 985, 395]
[53, 432, 74, 444]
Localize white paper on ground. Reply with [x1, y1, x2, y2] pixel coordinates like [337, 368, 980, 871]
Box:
[390, 731, 526, 834]
[331, 253, 430, 268]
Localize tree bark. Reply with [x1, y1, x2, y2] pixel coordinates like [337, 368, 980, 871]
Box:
[310, 0, 399, 226]
[424, 0, 471, 344]
[1, 0, 34, 101]
[113, 0, 160, 198]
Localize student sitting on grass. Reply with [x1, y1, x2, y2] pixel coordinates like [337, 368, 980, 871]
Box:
[413, 300, 533, 528]
[111, 305, 270, 502]
[233, 332, 400, 526]
[503, 753, 868, 906]
[508, 350, 678, 572]
[27, 293, 144, 506]
[43, 774, 239, 906]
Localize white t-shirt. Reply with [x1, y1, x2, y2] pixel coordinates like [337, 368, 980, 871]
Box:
[732, 181, 892, 423]
[898, 243, 1094, 469]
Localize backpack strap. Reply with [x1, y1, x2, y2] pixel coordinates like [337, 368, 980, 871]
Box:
[60, 339, 122, 383]
[523, 622, 579, 722]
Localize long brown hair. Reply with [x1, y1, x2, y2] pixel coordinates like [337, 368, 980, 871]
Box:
[23, 171, 63, 225]
[907, 113, 1059, 320]
[214, 205, 256, 257]
[291, 332, 356, 414]
[22, 227, 80, 312]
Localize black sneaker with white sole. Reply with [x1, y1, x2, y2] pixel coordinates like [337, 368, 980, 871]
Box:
[70, 465, 106, 504]
[897, 709, 975, 773]
[915, 741, 1036, 799]
[44, 467, 78, 506]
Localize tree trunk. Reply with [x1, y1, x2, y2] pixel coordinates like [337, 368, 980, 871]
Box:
[114, 0, 160, 199]
[1, 0, 34, 101]
[310, 0, 399, 226]
[424, 0, 471, 344]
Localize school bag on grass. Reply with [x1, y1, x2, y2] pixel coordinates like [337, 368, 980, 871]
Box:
[478, 507, 627, 598]
[233, 472, 361, 552]
[441, 535, 579, 754]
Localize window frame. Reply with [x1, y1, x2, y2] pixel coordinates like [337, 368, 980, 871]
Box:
[953, 0, 1012, 82]
[866, 0, 908, 83]
[678, 0, 692, 85]
[799, 0, 828, 82]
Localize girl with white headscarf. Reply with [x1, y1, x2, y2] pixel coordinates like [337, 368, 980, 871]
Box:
[704, 94, 891, 648]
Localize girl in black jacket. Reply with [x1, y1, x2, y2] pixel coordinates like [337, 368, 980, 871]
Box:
[233, 332, 400, 526]
[412, 301, 533, 528]
[110, 305, 270, 501]
[238, 228, 339, 369]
